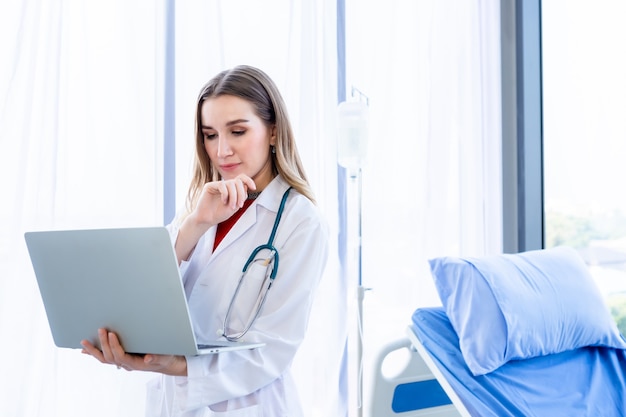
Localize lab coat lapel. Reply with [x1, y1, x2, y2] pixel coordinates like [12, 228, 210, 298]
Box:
[211, 203, 258, 258]
[209, 176, 287, 259]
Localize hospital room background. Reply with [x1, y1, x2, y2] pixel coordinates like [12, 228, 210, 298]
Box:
[1, 0, 625, 416]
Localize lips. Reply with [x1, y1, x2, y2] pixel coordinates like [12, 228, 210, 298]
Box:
[219, 163, 240, 171]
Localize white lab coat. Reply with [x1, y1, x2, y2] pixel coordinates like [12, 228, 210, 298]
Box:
[145, 176, 329, 417]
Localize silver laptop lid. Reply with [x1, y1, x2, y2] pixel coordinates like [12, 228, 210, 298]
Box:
[24, 227, 262, 356]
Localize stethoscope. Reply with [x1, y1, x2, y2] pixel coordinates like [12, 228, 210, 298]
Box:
[220, 187, 292, 341]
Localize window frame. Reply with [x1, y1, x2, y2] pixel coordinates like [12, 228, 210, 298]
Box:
[501, 0, 545, 253]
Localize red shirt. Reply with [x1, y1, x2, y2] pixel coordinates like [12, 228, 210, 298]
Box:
[213, 199, 255, 251]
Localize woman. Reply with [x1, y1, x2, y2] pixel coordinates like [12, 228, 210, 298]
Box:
[81, 65, 329, 416]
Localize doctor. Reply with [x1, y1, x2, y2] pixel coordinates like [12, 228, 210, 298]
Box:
[81, 65, 329, 416]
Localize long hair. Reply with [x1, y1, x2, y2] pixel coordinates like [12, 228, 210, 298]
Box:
[185, 65, 315, 216]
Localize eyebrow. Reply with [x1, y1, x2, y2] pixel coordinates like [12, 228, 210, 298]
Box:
[201, 119, 250, 130]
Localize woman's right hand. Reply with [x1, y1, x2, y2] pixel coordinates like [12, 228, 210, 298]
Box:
[175, 174, 256, 263]
[191, 174, 256, 227]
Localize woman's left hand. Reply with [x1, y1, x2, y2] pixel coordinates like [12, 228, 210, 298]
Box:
[80, 328, 187, 376]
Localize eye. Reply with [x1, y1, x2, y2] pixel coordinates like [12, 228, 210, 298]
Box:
[203, 133, 217, 140]
[232, 130, 246, 136]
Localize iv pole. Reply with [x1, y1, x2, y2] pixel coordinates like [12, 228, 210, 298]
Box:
[337, 89, 369, 417]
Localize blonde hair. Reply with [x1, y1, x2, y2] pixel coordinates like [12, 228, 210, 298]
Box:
[184, 65, 315, 216]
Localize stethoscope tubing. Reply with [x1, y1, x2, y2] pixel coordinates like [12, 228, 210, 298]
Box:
[221, 187, 292, 341]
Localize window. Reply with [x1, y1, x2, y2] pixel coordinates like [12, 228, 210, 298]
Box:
[542, 1, 626, 334]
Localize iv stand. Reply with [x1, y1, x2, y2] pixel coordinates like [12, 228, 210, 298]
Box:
[338, 89, 369, 417]
[351, 165, 369, 417]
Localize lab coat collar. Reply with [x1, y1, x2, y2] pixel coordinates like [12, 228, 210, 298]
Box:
[210, 175, 291, 258]
[253, 175, 291, 212]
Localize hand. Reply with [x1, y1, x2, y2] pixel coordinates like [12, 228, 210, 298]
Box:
[175, 174, 256, 263]
[192, 174, 256, 225]
[80, 329, 187, 376]
[191, 174, 257, 226]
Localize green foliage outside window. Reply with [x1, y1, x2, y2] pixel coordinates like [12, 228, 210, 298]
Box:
[545, 210, 626, 249]
[546, 210, 626, 335]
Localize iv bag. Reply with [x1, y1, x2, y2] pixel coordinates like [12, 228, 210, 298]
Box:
[337, 101, 369, 170]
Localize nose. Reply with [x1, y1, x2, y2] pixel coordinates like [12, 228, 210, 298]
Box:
[217, 137, 232, 158]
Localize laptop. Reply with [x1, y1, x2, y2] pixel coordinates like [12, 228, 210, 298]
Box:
[24, 227, 264, 356]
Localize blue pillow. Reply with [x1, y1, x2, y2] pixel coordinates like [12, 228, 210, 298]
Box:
[430, 246, 626, 376]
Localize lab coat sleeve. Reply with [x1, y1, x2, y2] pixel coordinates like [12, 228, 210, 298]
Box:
[173, 202, 329, 411]
[166, 215, 193, 277]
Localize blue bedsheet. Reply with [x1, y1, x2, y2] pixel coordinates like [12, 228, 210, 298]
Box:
[410, 307, 626, 417]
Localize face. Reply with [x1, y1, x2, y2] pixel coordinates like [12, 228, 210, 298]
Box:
[200, 95, 275, 189]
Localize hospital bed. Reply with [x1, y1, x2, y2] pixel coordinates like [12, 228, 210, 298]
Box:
[372, 246, 626, 416]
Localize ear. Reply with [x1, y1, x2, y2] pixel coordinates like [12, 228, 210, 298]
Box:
[269, 125, 277, 146]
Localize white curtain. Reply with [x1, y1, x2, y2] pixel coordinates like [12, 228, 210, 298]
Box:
[1, 1, 164, 415]
[342, 1, 502, 414]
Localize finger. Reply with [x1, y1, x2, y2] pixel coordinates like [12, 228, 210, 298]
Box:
[218, 180, 230, 206]
[234, 175, 257, 205]
[202, 182, 220, 196]
[144, 354, 185, 375]
[98, 328, 116, 364]
[107, 331, 127, 367]
[234, 178, 247, 208]
[231, 179, 245, 209]
[80, 339, 106, 363]
[238, 174, 257, 193]
[222, 180, 240, 210]
[143, 354, 166, 371]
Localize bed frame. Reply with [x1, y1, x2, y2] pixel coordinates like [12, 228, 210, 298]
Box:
[369, 337, 464, 416]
